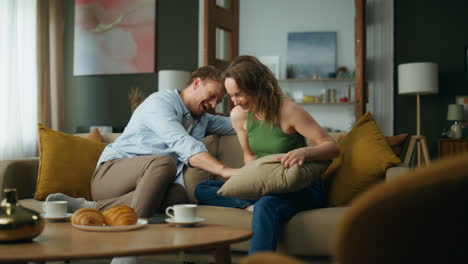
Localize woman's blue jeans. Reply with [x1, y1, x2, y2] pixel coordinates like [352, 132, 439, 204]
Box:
[194, 179, 328, 254]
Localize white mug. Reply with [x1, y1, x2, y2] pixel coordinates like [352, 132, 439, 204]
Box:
[165, 204, 197, 222]
[42, 201, 68, 217]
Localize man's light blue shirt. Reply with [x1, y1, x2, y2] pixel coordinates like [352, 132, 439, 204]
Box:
[97, 90, 235, 187]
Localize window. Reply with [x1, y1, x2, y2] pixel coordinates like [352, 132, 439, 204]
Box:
[0, 0, 38, 160]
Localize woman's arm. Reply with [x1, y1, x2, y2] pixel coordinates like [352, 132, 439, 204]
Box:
[230, 106, 257, 165]
[278, 101, 340, 168]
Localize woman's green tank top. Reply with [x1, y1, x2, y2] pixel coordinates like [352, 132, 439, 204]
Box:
[246, 113, 306, 158]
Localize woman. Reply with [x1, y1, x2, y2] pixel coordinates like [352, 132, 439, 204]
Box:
[195, 55, 340, 254]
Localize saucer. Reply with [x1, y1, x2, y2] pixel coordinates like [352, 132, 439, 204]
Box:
[41, 213, 72, 222]
[165, 217, 205, 227]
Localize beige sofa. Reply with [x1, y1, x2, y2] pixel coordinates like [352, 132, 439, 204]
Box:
[0, 133, 405, 263]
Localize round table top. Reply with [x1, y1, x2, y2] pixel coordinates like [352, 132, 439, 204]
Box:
[0, 221, 252, 262]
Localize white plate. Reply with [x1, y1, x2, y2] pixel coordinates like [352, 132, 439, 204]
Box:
[41, 213, 72, 221]
[165, 217, 205, 226]
[72, 219, 148, 232]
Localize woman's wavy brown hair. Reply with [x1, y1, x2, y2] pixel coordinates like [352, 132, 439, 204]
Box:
[223, 56, 284, 126]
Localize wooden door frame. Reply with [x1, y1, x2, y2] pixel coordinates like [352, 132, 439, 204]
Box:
[355, 0, 366, 118]
[204, 0, 239, 69]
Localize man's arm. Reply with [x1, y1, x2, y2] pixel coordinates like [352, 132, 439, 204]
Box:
[144, 94, 237, 177]
[188, 152, 238, 179]
[144, 95, 210, 166]
[205, 113, 236, 135]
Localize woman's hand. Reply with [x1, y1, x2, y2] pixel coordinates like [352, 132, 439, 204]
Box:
[277, 148, 307, 168]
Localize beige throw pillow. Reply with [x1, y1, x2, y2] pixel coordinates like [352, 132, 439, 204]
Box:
[217, 154, 329, 200]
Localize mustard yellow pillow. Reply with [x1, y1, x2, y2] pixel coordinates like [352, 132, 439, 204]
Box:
[35, 124, 106, 200]
[218, 154, 329, 200]
[322, 113, 401, 206]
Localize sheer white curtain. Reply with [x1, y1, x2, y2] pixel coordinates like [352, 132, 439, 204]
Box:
[0, 0, 38, 160]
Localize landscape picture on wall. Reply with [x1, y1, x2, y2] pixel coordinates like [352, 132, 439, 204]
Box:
[287, 31, 337, 79]
[73, 0, 155, 76]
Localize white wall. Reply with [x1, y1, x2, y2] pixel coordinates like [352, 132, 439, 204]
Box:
[239, 0, 356, 132]
[239, 0, 355, 79]
[365, 0, 394, 136]
[199, 0, 359, 131]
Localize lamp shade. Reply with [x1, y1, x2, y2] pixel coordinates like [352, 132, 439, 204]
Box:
[158, 70, 191, 91]
[447, 104, 464, 121]
[398, 62, 438, 95]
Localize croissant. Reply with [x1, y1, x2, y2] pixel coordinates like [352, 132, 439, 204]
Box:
[71, 208, 105, 226]
[103, 205, 138, 226]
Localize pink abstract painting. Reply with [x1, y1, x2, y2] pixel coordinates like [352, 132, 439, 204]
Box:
[73, 0, 155, 75]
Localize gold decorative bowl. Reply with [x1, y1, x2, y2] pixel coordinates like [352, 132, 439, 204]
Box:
[0, 189, 44, 242]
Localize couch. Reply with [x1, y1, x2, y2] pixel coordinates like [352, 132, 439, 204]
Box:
[0, 133, 406, 263]
[240, 153, 468, 264]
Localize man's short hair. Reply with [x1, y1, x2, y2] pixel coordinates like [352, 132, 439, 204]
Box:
[187, 65, 223, 86]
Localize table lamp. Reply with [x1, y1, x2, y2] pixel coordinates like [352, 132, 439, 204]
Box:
[398, 62, 438, 166]
[447, 104, 464, 139]
[158, 70, 191, 91]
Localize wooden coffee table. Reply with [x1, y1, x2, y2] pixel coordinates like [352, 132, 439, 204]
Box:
[0, 222, 252, 264]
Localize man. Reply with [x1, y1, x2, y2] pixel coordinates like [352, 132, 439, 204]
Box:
[46, 66, 238, 219]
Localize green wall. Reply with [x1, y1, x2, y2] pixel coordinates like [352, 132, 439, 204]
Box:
[63, 0, 199, 133]
[394, 0, 468, 158]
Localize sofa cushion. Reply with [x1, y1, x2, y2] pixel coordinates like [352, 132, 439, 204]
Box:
[184, 135, 220, 204]
[337, 133, 408, 157]
[35, 124, 106, 200]
[197, 205, 347, 255]
[75, 133, 121, 143]
[385, 133, 408, 157]
[279, 207, 348, 255]
[323, 113, 401, 206]
[86, 128, 105, 142]
[215, 135, 245, 181]
[218, 154, 329, 199]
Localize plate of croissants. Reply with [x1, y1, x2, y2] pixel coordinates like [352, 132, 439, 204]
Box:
[71, 205, 147, 232]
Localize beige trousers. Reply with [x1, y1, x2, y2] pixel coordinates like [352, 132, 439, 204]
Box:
[91, 155, 176, 217]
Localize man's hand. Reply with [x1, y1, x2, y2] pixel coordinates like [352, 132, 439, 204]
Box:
[219, 167, 240, 179]
[277, 148, 306, 168]
[189, 152, 238, 179]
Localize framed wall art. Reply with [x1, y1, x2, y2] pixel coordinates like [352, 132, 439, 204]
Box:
[73, 0, 155, 76]
[286, 31, 337, 79]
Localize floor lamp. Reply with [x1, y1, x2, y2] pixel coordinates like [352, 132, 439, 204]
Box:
[158, 70, 191, 91]
[398, 62, 438, 167]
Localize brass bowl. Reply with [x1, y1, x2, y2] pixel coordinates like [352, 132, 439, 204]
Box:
[0, 189, 45, 242]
